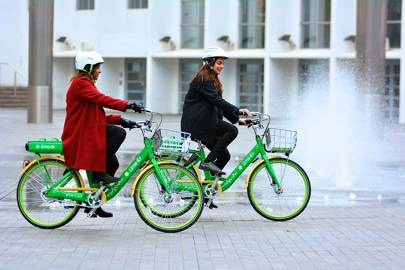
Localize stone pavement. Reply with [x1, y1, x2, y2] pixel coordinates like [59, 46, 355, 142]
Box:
[1, 199, 405, 270]
[2, 108, 405, 269]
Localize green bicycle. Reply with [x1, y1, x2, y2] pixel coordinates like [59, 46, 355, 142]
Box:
[170, 112, 311, 221]
[16, 110, 204, 233]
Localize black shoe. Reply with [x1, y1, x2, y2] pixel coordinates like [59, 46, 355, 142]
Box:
[204, 197, 218, 209]
[199, 162, 225, 176]
[84, 207, 113, 218]
[93, 173, 119, 185]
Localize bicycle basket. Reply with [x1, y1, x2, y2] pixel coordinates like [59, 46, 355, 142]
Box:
[152, 129, 191, 155]
[264, 128, 297, 154]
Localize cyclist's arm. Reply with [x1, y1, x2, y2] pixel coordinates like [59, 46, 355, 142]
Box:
[76, 78, 128, 112]
[198, 80, 239, 124]
[106, 114, 122, 125]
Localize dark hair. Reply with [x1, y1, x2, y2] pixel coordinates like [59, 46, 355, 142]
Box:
[70, 63, 100, 81]
[70, 71, 88, 82]
[190, 62, 223, 96]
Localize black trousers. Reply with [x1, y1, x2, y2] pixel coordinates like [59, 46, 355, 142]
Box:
[105, 124, 126, 176]
[201, 120, 238, 169]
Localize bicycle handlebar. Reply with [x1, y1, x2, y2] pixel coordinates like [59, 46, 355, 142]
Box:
[240, 112, 271, 127]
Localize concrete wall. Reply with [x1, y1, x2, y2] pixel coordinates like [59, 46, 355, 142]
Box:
[54, 0, 149, 57]
[268, 0, 301, 52]
[0, 0, 28, 86]
[149, 0, 180, 53]
[148, 58, 179, 113]
[1, 0, 405, 124]
[268, 59, 299, 118]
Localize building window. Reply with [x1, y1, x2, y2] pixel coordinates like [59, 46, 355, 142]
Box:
[126, 59, 146, 106]
[77, 0, 94, 10]
[238, 60, 264, 112]
[128, 0, 148, 9]
[179, 59, 201, 112]
[301, 0, 331, 48]
[239, 0, 265, 48]
[181, 0, 204, 49]
[387, 0, 401, 48]
[385, 60, 400, 121]
[298, 59, 329, 96]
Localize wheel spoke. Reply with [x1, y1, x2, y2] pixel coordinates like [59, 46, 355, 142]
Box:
[248, 158, 310, 221]
[17, 160, 81, 229]
[134, 163, 203, 233]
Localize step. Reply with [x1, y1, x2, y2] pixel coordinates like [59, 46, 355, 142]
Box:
[0, 103, 27, 108]
[0, 87, 28, 107]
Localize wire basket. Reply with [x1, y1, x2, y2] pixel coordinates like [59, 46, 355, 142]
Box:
[264, 128, 297, 154]
[152, 128, 191, 155]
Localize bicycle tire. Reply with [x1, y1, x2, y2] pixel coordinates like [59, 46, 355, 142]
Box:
[134, 163, 203, 233]
[247, 157, 311, 221]
[17, 159, 83, 229]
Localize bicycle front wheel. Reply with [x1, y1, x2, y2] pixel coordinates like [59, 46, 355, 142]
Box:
[247, 157, 311, 221]
[134, 163, 203, 233]
[17, 159, 83, 229]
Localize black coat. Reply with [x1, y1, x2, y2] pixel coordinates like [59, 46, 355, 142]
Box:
[181, 78, 240, 140]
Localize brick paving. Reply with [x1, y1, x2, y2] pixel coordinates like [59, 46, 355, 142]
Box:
[1, 200, 405, 270]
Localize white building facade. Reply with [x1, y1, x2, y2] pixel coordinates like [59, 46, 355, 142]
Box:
[1, 0, 404, 122]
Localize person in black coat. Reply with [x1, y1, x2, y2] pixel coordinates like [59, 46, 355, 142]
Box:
[181, 47, 251, 177]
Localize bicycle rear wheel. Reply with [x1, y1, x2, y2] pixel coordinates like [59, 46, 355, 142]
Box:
[134, 163, 203, 233]
[17, 159, 83, 229]
[247, 157, 311, 221]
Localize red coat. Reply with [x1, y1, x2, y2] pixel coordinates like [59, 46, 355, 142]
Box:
[61, 75, 128, 172]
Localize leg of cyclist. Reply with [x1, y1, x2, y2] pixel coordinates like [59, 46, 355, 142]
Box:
[87, 124, 126, 218]
[200, 120, 238, 172]
[92, 124, 126, 184]
[199, 120, 238, 209]
[105, 124, 126, 176]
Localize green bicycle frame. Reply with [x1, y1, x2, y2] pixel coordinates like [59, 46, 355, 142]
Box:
[186, 135, 281, 192]
[44, 139, 172, 203]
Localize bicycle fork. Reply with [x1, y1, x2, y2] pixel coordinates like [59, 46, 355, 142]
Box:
[262, 156, 284, 193]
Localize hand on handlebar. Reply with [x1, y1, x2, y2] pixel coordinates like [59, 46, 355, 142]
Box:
[238, 119, 251, 127]
[120, 118, 139, 129]
[239, 108, 252, 117]
[126, 102, 144, 113]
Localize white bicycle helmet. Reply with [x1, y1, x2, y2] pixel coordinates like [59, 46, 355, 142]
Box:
[201, 47, 229, 63]
[75, 51, 104, 71]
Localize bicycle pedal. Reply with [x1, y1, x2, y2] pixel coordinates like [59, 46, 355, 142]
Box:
[204, 198, 218, 209]
[84, 208, 98, 218]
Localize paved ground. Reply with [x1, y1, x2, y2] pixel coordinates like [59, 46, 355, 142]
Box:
[1, 200, 405, 270]
[1, 108, 405, 269]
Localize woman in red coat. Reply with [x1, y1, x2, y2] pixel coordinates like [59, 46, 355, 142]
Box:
[61, 51, 142, 218]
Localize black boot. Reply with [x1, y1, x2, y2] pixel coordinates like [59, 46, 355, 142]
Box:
[199, 162, 225, 176]
[84, 207, 113, 218]
[92, 172, 119, 185]
[204, 197, 218, 209]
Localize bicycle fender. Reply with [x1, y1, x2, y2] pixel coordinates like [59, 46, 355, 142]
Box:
[18, 155, 85, 187]
[130, 160, 178, 197]
[245, 155, 281, 189]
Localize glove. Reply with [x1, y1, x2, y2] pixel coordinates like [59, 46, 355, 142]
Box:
[120, 118, 138, 129]
[126, 102, 143, 113]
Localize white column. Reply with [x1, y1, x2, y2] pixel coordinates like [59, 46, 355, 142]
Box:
[400, 0, 405, 123]
[263, 57, 271, 114]
[145, 55, 153, 109]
